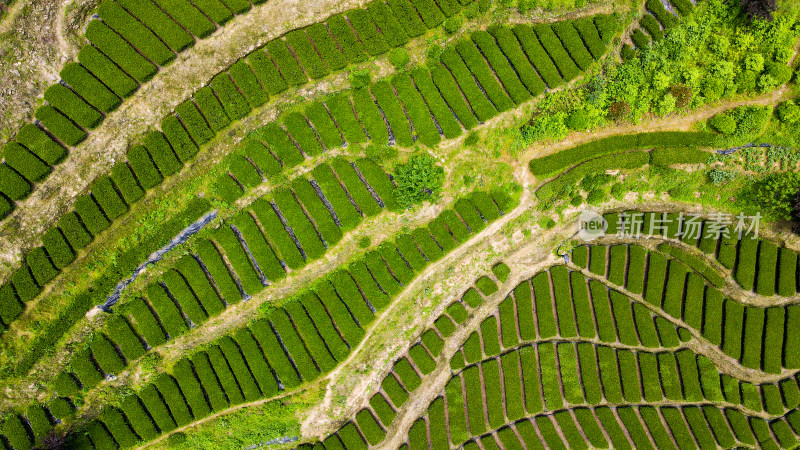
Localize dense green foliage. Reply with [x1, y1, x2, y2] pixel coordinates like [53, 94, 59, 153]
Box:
[393, 154, 446, 208]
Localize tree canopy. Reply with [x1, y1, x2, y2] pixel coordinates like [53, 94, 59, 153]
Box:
[392, 153, 445, 208]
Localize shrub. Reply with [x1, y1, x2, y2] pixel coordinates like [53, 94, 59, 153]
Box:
[529, 131, 715, 177]
[154, 374, 193, 426]
[650, 147, 708, 166]
[237, 141, 277, 179]
[393, 357, 422, 391]
[256, 122, 305, 167]
[266, 39, 307, 85]
[117, 0, 195, 51]
[574, 17, 606, 59]
[632, 28, 651, 49]
[745, 172, 800, 220]
[139, 383, 177, 432]
[284, 113, 323, 156]
[90, 333, 126, 374]
[640, 15, 664, 41]
[26, 410, 55, 444]
[430, 64, 479, 128]
[111, 162, 145, 205]
[34, 105, 87, 146]
[471, 30, 531, 104]
[44, 84, 102, 130]
[127, 298, 167, 347]
[106, 316, 146, 361]
[455, 41, 514, 112]
[364, 251, 402, 297]
[371, 80, 413, 146]
[247, 50, 288, 95]
[70, 348, 104, 388]
[393, 153, 445, 208]
[329, 270, 375, 325]
[552, 21, 595, 70]
[370, 394, 396, 426]
[126, 145, 162, 189]
[301, 293, 351, 361]
[326, 94, 367, 144]
[441, 49, 498, 122]
[16, 124, 66, 165]
[211, 227, 264, 295]
[286, 30, 329, 80]
[53, 371, 80, 397]
[3, 414, 33, 449]
[175, 100, 213, 144]
[389, 47, 411, 70]
[295, 178, 344, 246]
[386, 0, 427, 37]
[331, 158, 382, 217]
[393, 74, 441, 147]
[249, 320, 303, 388]
[283, 301, 338, 373]
[409, 0, 445, 28]
[144, 132, 182, 176]
[49, 397, 75, 420]
[99, 1, 176, 65]
[193, 86, 230, 133]
[346, 9, 389, 56]
[172, 358, 212, 419]
[120, 395, 159, 440]
[443, 15, 462, 34]
[270, 309, 320, 381]
[306, 24, 348, 72]
[305, 101, 343, 149]
[534, 24, 580, 81]
[309, 164, 361, 231]
[77, 45, 138, 98]
[338, 422, 367, 448]
[189, 352, 229, 412]
[777, 100, 800, 124]
[766, 61, 793, 86]
[145, 282, 188, 339]
[327, 14, 367, 63]
[73, 194, 110, 236]
[92, 176, 128, 219]
[85, 21, 157, 83]
[537, 151, 649, 200]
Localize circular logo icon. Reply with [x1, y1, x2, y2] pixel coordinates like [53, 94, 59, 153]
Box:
[578, 210, 607, 241]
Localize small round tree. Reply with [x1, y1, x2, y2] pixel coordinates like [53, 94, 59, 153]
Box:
[393, 153, 445, 208]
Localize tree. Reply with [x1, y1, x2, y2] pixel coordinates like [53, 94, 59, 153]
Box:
[747, 172, 800, 220]
[740, 0, 777, 21]
[778, 101, 800, 124]
[709, 113, 737, 135]
[393, 153, 445, 208]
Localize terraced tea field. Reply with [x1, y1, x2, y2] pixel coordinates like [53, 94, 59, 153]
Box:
[1, 0, 799, 448]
